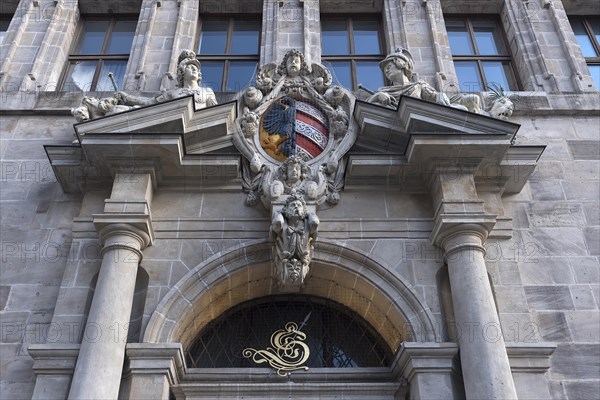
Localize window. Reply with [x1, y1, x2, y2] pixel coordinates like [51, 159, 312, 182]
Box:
[445, 16, 518, 92]
[569, 16, 600, 89]
[321, 16, 385, 91]
[187, 295, 392, 368]
[197, 16, 260, 92]
[0, 15, 11, 44]
[61, 16, 137, 92]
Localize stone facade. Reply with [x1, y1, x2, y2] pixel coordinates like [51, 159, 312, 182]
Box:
[0, 0, 598, 399]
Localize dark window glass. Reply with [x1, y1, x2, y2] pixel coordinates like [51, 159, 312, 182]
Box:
[61, 16, 136, 91]
[197, 16, 260, 91]
[445, 16, 518, 91]
[569, 17, 600, 90]
[198, 19, 228, 54]
[231, 20, 260, 55]
[227, 61, 257, 91]
[1, 15, 12, 44]
[455, 61, 482, 92]
[327, 61, 352, 87]
[187, 295, 393, 369]
[76, 20, 109, 54]
[106, 21, 137, 54]
[356, 61, 384, 89]
[352, 20, 381, 54]
[321, 16, 384, 90]
[321, 20, 350, 55]
[201, 61, 224, 92]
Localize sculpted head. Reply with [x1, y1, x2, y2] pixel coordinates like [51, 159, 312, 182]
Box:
[280, 155, 309, 185]
[379, 48, 415, 84]
[278, 50, 308, 78]
[71, 105, 90, 122]
[282, 192, 308, 220]
[176, 50, 202, 87]
[486, 84, 515, 120]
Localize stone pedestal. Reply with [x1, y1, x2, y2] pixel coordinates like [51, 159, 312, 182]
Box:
[29, 344, 80, 400]
[68, 223, 151, 400]
[122, 343, 185, 400]
[393, 342, 463, 400]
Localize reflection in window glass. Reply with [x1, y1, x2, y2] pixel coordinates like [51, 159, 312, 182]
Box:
[327, 61, 352, 88]
[227, 62, 257, 91]
[446, 16, 517, 91]
[64, 61, 98, 91]
[77, 21, 109, 54]
[198, 19, 228, 54]
[447, 21, 474, 55]
[356, 62, 384, 90]
[353, 20, 381, 54]
[107, 21, 137, 54]
[201, 62, 224, 92]
[321, 20, 349, 55]
[571, 20, 597, 57]
[321, 16, 384, 90]
[482, 62, 511, 91]
[231, 20, 260, 54]
[455, 61, 482, 92]
[0, 18, 10, 44]
[472, 20, 506, 55]
[98, 61, 127, 91]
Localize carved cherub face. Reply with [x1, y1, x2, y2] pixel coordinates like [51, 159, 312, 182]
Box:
[98, 97, 118, 113]
[489, 97, 514, 120]
[287, 162, 301, 183]
[285, 258, 303, 282]
[286, 54, 302, 78]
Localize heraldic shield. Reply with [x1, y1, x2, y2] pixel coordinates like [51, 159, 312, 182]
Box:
[233, 49, 359, 289]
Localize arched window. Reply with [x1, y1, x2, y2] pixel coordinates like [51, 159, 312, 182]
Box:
[186, 295, 393, 369]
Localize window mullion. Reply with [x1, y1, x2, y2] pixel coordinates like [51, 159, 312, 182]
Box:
[347, 17, 355, 55]
[583, 18, 600, 57]
[466, 18, 480, 55]
[476, 60, 487, 91]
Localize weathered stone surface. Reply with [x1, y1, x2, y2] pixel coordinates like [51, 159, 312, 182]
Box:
[524, 286, 575, 310]
[526, 203, 585, 227]
[533, 311, 572, 341]
[551, 344, 600, 380]
[567, 140, 600, 160]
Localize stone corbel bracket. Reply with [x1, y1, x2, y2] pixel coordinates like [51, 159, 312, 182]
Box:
[352, 96, 546, 239]
[45, 96, 239, 193]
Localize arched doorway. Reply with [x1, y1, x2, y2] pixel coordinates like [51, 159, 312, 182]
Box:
[132, 240, 454, 399]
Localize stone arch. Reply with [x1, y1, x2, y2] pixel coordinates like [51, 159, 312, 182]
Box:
[143, 239, 440, 351]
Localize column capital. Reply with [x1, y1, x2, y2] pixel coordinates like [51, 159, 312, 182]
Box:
[29, 344, 80, 376]
[93, 215, 154, 254]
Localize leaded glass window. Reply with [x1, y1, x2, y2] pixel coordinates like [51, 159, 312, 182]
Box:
[186, 295, 393, 369]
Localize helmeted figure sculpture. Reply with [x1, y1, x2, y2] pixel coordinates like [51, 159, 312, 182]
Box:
[366, 47, 515, 120]
[71, 50, 217, 122]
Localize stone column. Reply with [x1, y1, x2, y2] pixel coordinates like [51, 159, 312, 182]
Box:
[68, 223, 151, 400]
[429, 165, 518, 400]
[122, 343, 184, 400]
[68, 172, 155, 399]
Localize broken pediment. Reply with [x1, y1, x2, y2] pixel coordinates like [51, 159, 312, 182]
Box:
[46, 96, 239, 193]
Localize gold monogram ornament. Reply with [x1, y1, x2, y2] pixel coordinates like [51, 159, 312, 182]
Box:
[243, 322, 310, 375]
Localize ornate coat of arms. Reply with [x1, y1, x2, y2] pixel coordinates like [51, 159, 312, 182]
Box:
[233, 49, 359, 289]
